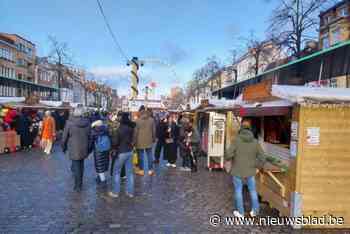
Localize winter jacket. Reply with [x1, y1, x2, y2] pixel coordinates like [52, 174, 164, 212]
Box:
[224, 127, 266, 178]
[133, 111, 156, 149]
[90, 124, 110, 153]
[41, 116, 56, 140]
[107, 120, 120, 149]
[156, 121, 168, 143]
[164, 122, 179, 144]
[90, 124, 110, 173]
[114, 121, 135, 153]
[61, 117, 91, 161]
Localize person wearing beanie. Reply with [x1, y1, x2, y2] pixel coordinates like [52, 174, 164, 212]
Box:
[62, 107, 91, 192]
[224, 118, 266, 218]
[90, 119, 111, 184]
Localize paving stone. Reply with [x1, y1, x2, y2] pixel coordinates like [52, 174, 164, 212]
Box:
[0, 146, 333, 233]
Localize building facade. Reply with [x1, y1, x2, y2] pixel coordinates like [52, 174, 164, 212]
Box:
[319, 0, 350, 49]
[34, 57, 59, 100]
[233, 41, 284, 83]
[0, 33, 58, 99]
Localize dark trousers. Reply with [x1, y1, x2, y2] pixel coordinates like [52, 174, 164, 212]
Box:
[181, 149, 191, 168]
[71, 159, 84, 189]
[155, 140, 164, 160]
[164, 143, 177, 164]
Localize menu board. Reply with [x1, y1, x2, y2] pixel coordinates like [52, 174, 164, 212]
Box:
[306, 127, 320, 146]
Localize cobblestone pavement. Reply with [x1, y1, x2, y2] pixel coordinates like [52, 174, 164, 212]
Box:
[0, 146, 348, 234]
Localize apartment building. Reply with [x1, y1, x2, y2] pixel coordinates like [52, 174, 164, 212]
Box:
[0, 33, 58, 99]
[233, 40, 284, 83]
[319, 0, 350, 49]
[34, 57, 59, 100]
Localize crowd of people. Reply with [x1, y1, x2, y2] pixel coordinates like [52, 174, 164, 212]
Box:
[61, 105, 201, 195]
[1, 105, 267, 218]
[0, 107, 68, 152]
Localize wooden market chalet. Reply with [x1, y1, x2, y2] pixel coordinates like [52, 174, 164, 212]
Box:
[185, 40, 350, 229]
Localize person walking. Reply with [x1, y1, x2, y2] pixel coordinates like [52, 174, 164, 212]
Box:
[164, 115, 179, 168]
[62, 108, 91, 192]
[154, 115, 167, 164]
[90, 120, 111, 184]
[108, 112, 135, 198]
[16, 110, 31, 150]
[224, 118, 266, 217]
[108, 111, 126, 178]
[179, 121, 200, 172]
[41, 111, 56, 155]
[133, 106, 156, 176]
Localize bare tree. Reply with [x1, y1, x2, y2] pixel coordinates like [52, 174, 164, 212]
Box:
[267, 0, 330, 58]
[186, 56, 222, 101]
[48, 35, 74, 100]
[244, 32, 282, 75]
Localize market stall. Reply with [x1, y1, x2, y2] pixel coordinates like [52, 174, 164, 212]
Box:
[237, 84, 350, 229]
[0, 96, 71, 154]
[191, 99, 236, 170]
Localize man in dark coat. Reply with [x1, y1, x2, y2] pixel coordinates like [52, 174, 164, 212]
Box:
[62, 107, 91, 192]
[154, 116, 167, 164]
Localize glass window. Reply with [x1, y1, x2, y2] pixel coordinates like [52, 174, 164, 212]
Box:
[322, 34, 330, 49]
[332, 28, 342, 44]
[339, 7, 348, 17]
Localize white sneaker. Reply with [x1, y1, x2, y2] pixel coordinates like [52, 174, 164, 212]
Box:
[166, 163, 171, 167]
[108, 191, 119, 198]
[126, 193, 134, 198]
[233, 210, 244, 218]
[184, 167, 192, 172]
[171, 164, 177, 168]
[249, 210, 257, 217]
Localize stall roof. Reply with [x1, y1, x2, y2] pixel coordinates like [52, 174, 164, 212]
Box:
[271, 85, 350, 103]
[188, 98, 235, 111]
[0, 97, 25, 104]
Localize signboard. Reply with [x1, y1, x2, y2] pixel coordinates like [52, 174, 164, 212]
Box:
[128, 99, 163, 112]
[243, 79, 273, 102]
[306, 127, 320, 146]
[290, 141, 298, 157]
[291, 121, 298, 140]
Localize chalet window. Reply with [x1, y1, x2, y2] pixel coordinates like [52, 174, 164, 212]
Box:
[339, 7, 348, 17]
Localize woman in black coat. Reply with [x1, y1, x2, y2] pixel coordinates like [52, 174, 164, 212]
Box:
[164, 115, 179, 168]
[90, 120, 111, 184]
[16, 111, 31, 150]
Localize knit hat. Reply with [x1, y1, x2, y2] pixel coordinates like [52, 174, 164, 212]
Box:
[91, 120, 103, 128]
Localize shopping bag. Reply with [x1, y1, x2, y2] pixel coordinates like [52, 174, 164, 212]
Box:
[132, 151, 138, 165]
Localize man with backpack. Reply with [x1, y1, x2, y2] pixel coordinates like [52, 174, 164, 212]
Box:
[90, 120, 111, 185]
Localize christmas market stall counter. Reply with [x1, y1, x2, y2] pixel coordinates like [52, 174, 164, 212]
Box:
[237, 84, 350, 229]
[186, 99, 235, 170]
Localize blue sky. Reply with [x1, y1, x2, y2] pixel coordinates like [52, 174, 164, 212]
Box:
[1, 0, 277, 96]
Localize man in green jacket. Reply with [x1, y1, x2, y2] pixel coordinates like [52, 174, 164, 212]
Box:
[225, 118, 266, 218]
[133, 106, 156, 176]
